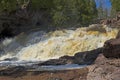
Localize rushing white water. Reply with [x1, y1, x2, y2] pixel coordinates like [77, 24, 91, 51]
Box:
[0, 25, 118, 61]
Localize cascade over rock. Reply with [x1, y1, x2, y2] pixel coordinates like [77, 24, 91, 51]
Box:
[0, 24, 119, 61]
[0, 24, 119, 80]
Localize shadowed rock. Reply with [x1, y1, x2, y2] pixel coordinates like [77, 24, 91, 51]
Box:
[39, 56, 75, 65]
[103, 38, 120, 58]
[39, 48, 103, 65]
[0, 66, 27, 77]
[0, 23, 15, 39]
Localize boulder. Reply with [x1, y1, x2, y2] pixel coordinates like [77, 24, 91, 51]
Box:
[74, 48, 102, 65]
[103, 38, 120, 58]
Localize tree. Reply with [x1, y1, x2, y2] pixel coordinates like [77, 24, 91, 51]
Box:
[51, 0, 97, 26]
[0, 0, 98, 27]
[111, 0, 120, 12]
[110, 0, 120, 17]
[0, 0, 17, 13]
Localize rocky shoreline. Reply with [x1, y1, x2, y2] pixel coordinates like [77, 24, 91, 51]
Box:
[0, 54, 119, 80]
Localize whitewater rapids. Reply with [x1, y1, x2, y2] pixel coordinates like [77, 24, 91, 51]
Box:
[0, 25, 119, 61]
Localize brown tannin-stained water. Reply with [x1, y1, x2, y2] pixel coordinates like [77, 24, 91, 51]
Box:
[0, 25, 118, 62]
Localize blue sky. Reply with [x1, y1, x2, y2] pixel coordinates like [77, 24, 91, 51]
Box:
[95, 0, 111, 9]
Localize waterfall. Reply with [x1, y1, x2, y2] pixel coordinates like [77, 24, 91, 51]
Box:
[0, 25, 118, 61]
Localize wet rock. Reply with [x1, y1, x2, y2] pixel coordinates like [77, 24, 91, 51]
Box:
[39, 48, 103, 65]
[0, 66, 26, 77]
[39, 56, 75, 65]
[74, 48, 102, 65]
[4, 57, 18, 61]
[103, 38, 120, 58]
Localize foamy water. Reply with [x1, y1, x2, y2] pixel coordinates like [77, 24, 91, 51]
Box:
[0, 25, 118, 61]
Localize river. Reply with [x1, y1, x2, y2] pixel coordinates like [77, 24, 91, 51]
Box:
[0, 24, 118, 69]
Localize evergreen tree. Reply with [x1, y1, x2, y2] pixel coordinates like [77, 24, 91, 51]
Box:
[0, 0, 98, 27]
[51, 0, 97, 26]
[0, 0, 17, 13]
[110, 0, 120, 17]
[111, 0, 120, 12]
